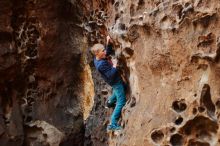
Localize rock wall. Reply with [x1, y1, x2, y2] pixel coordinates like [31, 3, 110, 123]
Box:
[2, 0, 220, 146]
[83, 0, 220, 146]
[0, 0, 94, 145]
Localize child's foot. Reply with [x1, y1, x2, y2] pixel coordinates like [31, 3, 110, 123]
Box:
[105, 100, 116, 109]
[107, 124, 122, 132]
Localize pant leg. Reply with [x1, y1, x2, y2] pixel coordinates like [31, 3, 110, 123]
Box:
[107, 90, 117, 105]
[110, 82, 126, 126]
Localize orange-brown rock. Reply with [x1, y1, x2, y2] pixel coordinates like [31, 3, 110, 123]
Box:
[84, 0, 220, 146]
[2, 0, 220, 146]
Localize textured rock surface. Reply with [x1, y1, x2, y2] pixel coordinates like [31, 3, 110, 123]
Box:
[83, 0, 220, 146]
[0, 0, 94, 145]
[2, 0, 220, 146]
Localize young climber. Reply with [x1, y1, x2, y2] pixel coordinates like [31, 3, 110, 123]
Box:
[91, 35, 126, 131]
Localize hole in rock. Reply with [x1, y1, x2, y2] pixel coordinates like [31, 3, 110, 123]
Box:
[197, 33, 214, 47]
[138, 0, 145, 6]
[198, 64, 208, 70]
[25, 49, 38, 58]
[25, 106, 33, 113]
[43, 133, 47, 138]
[175, 116, 183, 125]
[178, 7, 183, 19]
[215, 99, 220, 109]
[170, 133, 184, 146]
[215, 42, 220, 62]
[114, 1, 119, 11]
[130, 4, 135, 16]
[198, 106, 205, 113]
[130, 96, 136, 108]
[124, 47, 134, 57]
[115, 13, 120, 22]
[151, 130, 164, 143]
[114, 1, 119, 7]
[139, 17, 143, 21]
[3, 115, 10, 125]
[180, 116, 218, 140]
[192, 108, 197, 115]
[137, 0, 145, 10]
[127, 25, 139, 42]
[170, 127, 176, 133]
[27, 96, 35, 103]
[16, 41, 22, 47]
[188, 139, 210, 146]
[111, 0, 114, 5]
[200, 84, 215, 116]
[184, 2, 191, 8]
[25, 116, 33, 123]
[161, 16, 168, 22]
[101, 90, 108, 95]
[193, 13, 216, 28]
[172, 99, 187, 113]
[118, 23, 126, 30]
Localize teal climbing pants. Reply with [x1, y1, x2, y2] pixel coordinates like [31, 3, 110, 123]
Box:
[108, 81, 126, 126]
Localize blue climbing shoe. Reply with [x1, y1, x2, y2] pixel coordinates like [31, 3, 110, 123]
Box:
[107, 124, 122, 132]
[105, 100, 116, 109]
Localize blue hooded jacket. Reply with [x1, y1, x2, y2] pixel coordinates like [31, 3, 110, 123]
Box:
[94, 44, 122, 86]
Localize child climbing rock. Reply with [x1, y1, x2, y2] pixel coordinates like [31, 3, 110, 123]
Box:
[91, 35, 126, 131]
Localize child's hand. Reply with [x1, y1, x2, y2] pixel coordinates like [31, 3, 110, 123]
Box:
[106, 35, 112, 44]
[107, 35, 111, 41]
[112, 58, 118, 68]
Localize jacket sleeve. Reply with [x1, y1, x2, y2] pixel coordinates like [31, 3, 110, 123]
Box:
[105, 43, 114, 56]
[98, 61, 118, 80]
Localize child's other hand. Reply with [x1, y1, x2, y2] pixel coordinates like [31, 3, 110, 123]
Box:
[112, 58, 118, 68]
[107, 35, 112, 44]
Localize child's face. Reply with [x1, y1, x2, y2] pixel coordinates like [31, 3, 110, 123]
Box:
[97, 48, 106, 59]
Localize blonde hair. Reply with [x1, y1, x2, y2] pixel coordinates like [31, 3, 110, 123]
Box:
[91, 43, 104, 55]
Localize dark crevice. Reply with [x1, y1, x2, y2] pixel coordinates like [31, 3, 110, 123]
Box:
[215, 99, 220, 109]
[172, 99, 187, 113]
[188, 140, 210, 146]
[200, 84, 215, 117]
[192, 108, 197, 115]
[130, 4, 135, 17]
[0, 32, 13, 43]
[137, 0, 145, 10]
[180, 116, 218, 140]
[170, 133, 184, 146]
[170, 127, 176, 133]
[198, 106, 206, 113]
[151, 129, 164, 143]
[174, 116, 183, 125]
